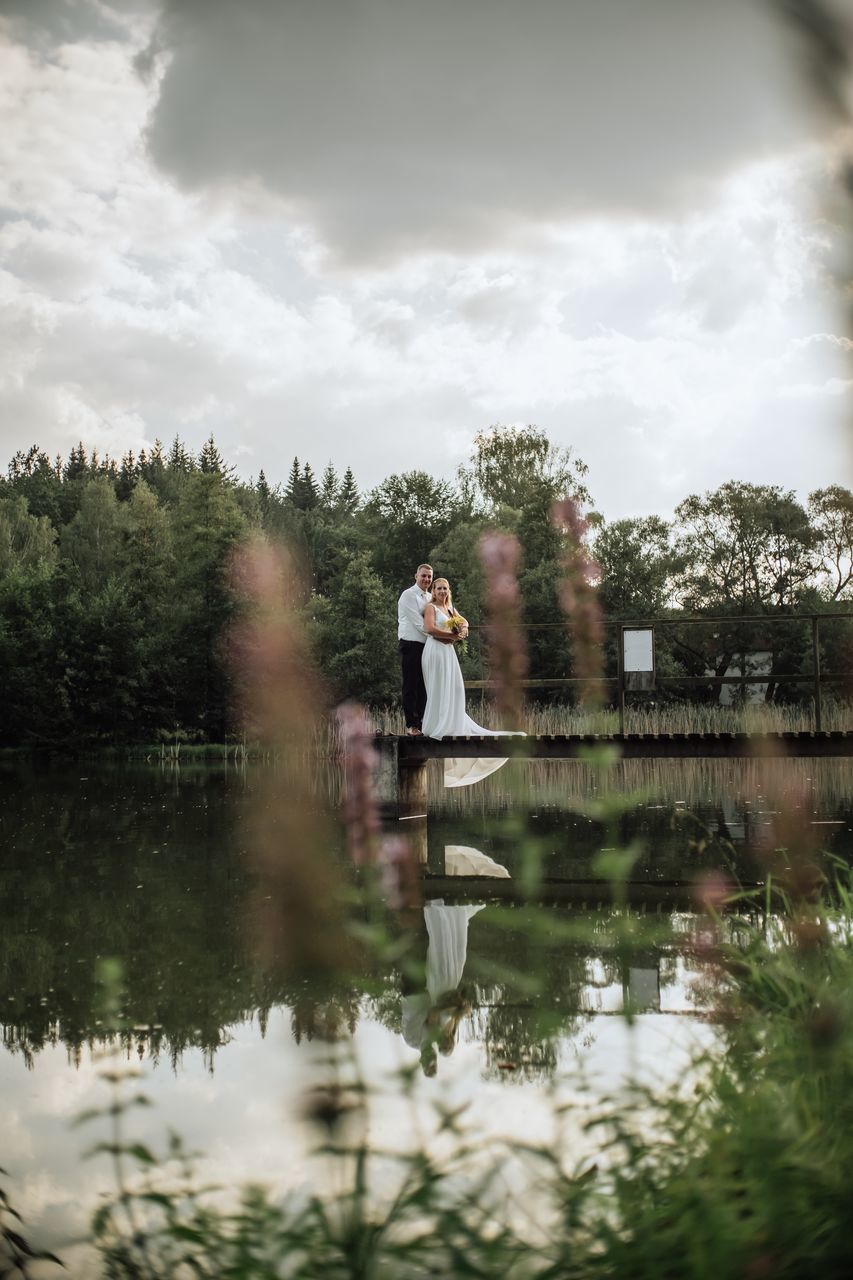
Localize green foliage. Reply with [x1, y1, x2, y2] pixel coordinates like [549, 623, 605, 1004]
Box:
[6, 446, 64, 526]
[363, 470, 460, 583]
[0, 565, 68, 744]
[809, 484, 853, 600]
[575, 887, 853, 1280]
[60, 478, 124, 594]
[594, 515, 681, 618]
[0, 495, 57, 576]
[312, 549, 399, 703]
[460, 422, 591, 514]
[675, 481, 818, 614]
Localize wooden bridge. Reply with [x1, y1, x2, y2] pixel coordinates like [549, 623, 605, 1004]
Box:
[375, 730, 853, 813]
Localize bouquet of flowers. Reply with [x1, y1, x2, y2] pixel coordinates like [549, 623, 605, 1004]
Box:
[443, 611, 468, 653]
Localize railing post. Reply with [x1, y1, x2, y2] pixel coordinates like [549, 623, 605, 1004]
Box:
[812, 615, 822, 732]
[617, 623, 625, 735]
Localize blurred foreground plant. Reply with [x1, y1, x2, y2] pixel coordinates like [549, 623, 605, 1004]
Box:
[0, 1168, 63, 1278]
[551, 497, 605, 708]
[230, 538, 349, 981]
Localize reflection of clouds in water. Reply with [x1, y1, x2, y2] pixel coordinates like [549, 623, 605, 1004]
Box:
[1, 1107, 33, 1161]
[0, 1011, 313, 1266]
[33, 1060, 103, 1117]
[2, 997, 721, 1267]
[564, 1015, 717, 1096]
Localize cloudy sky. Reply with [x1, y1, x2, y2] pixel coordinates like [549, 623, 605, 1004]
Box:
[1, 0, 850, 519]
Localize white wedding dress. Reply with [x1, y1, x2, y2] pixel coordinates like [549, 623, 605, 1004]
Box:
[421, 606, 524, 787]
[401, 900, 484, 1057]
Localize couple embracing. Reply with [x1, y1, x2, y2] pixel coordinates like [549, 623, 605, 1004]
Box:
[398, 565, 522, 771]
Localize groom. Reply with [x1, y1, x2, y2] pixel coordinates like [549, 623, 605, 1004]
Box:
[398, 563, 433, 736]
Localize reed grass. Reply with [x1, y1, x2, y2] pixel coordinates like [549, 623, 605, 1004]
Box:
[368, 697, 852, 737]
[426, 753, 853, 811]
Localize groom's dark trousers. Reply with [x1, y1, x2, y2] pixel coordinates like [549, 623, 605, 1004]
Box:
[400, 639, 427, 730]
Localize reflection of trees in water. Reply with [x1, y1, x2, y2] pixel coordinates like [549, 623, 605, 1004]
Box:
[0, 765, 270, 1064]
[430, 780, 853, 887]
[472, 996, 564, 1081]
[466, 911, 597, 1081]
[290, 988, 361, 1045]
[1, 763, 769, 1071]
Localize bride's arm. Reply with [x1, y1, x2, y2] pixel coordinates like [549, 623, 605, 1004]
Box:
[423, 604, 455, 642]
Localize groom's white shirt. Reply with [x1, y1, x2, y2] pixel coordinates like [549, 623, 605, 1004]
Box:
[398, 584, 431, 643]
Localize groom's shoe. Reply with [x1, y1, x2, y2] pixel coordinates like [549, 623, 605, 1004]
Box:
[405, 727, 422, 736]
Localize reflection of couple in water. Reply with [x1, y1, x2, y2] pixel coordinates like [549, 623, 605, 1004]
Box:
[397, 564, 524, 787]
[402, 901, 483, 1075]
[401, 847, 510, 1074]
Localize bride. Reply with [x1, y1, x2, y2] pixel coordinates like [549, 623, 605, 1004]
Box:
[421, 578, 524, 785]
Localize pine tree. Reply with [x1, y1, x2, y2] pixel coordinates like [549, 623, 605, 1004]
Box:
[337, 466, 359, 514]
[6, 448, 64, 525]
[8, 446, 48, 481]
[142, 438, 166, 480]
[256, 470, 272, 520]
[198, 434, 226, 475]
[301, 463, 319, 510]
[320, 463, 339, 508]
[117, 451, 137, 501]
[64, 442, 89, 481]
[168, 436, 195, 473]
[285, 457, 301, 506]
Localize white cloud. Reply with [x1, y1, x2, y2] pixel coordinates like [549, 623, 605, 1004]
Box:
[140, 0, 826, 266]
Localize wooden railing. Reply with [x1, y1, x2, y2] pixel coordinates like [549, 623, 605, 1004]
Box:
[460, 610, 853, 732]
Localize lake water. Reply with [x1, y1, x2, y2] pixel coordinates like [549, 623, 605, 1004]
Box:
[2, 755, 851, 1273]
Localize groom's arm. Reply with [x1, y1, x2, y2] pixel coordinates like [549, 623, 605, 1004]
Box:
[398, 588, 426, 636]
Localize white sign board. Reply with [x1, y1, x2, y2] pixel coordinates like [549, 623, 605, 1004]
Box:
[623, 628, 654, 672]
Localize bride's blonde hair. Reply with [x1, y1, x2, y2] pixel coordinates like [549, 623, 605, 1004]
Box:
[431, 578, 466, 624]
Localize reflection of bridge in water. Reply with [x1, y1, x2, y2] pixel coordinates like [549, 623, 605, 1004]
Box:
[378, 733, 853, 909]
[421, 875, 741, 910]
[378, 729, 853, 813]
[378, 732, 853, 864]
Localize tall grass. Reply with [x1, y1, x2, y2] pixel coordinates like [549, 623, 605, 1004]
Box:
[368, 698, 853, 737]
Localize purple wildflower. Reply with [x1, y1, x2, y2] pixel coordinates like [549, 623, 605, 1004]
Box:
[551, 498, 605, 706]
[380, 836, 422, 912]
[336, 701, 380, 866]
[478, 531, 529, 729]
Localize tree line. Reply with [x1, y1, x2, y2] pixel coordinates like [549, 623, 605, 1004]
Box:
[0, 426, 850, 744]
